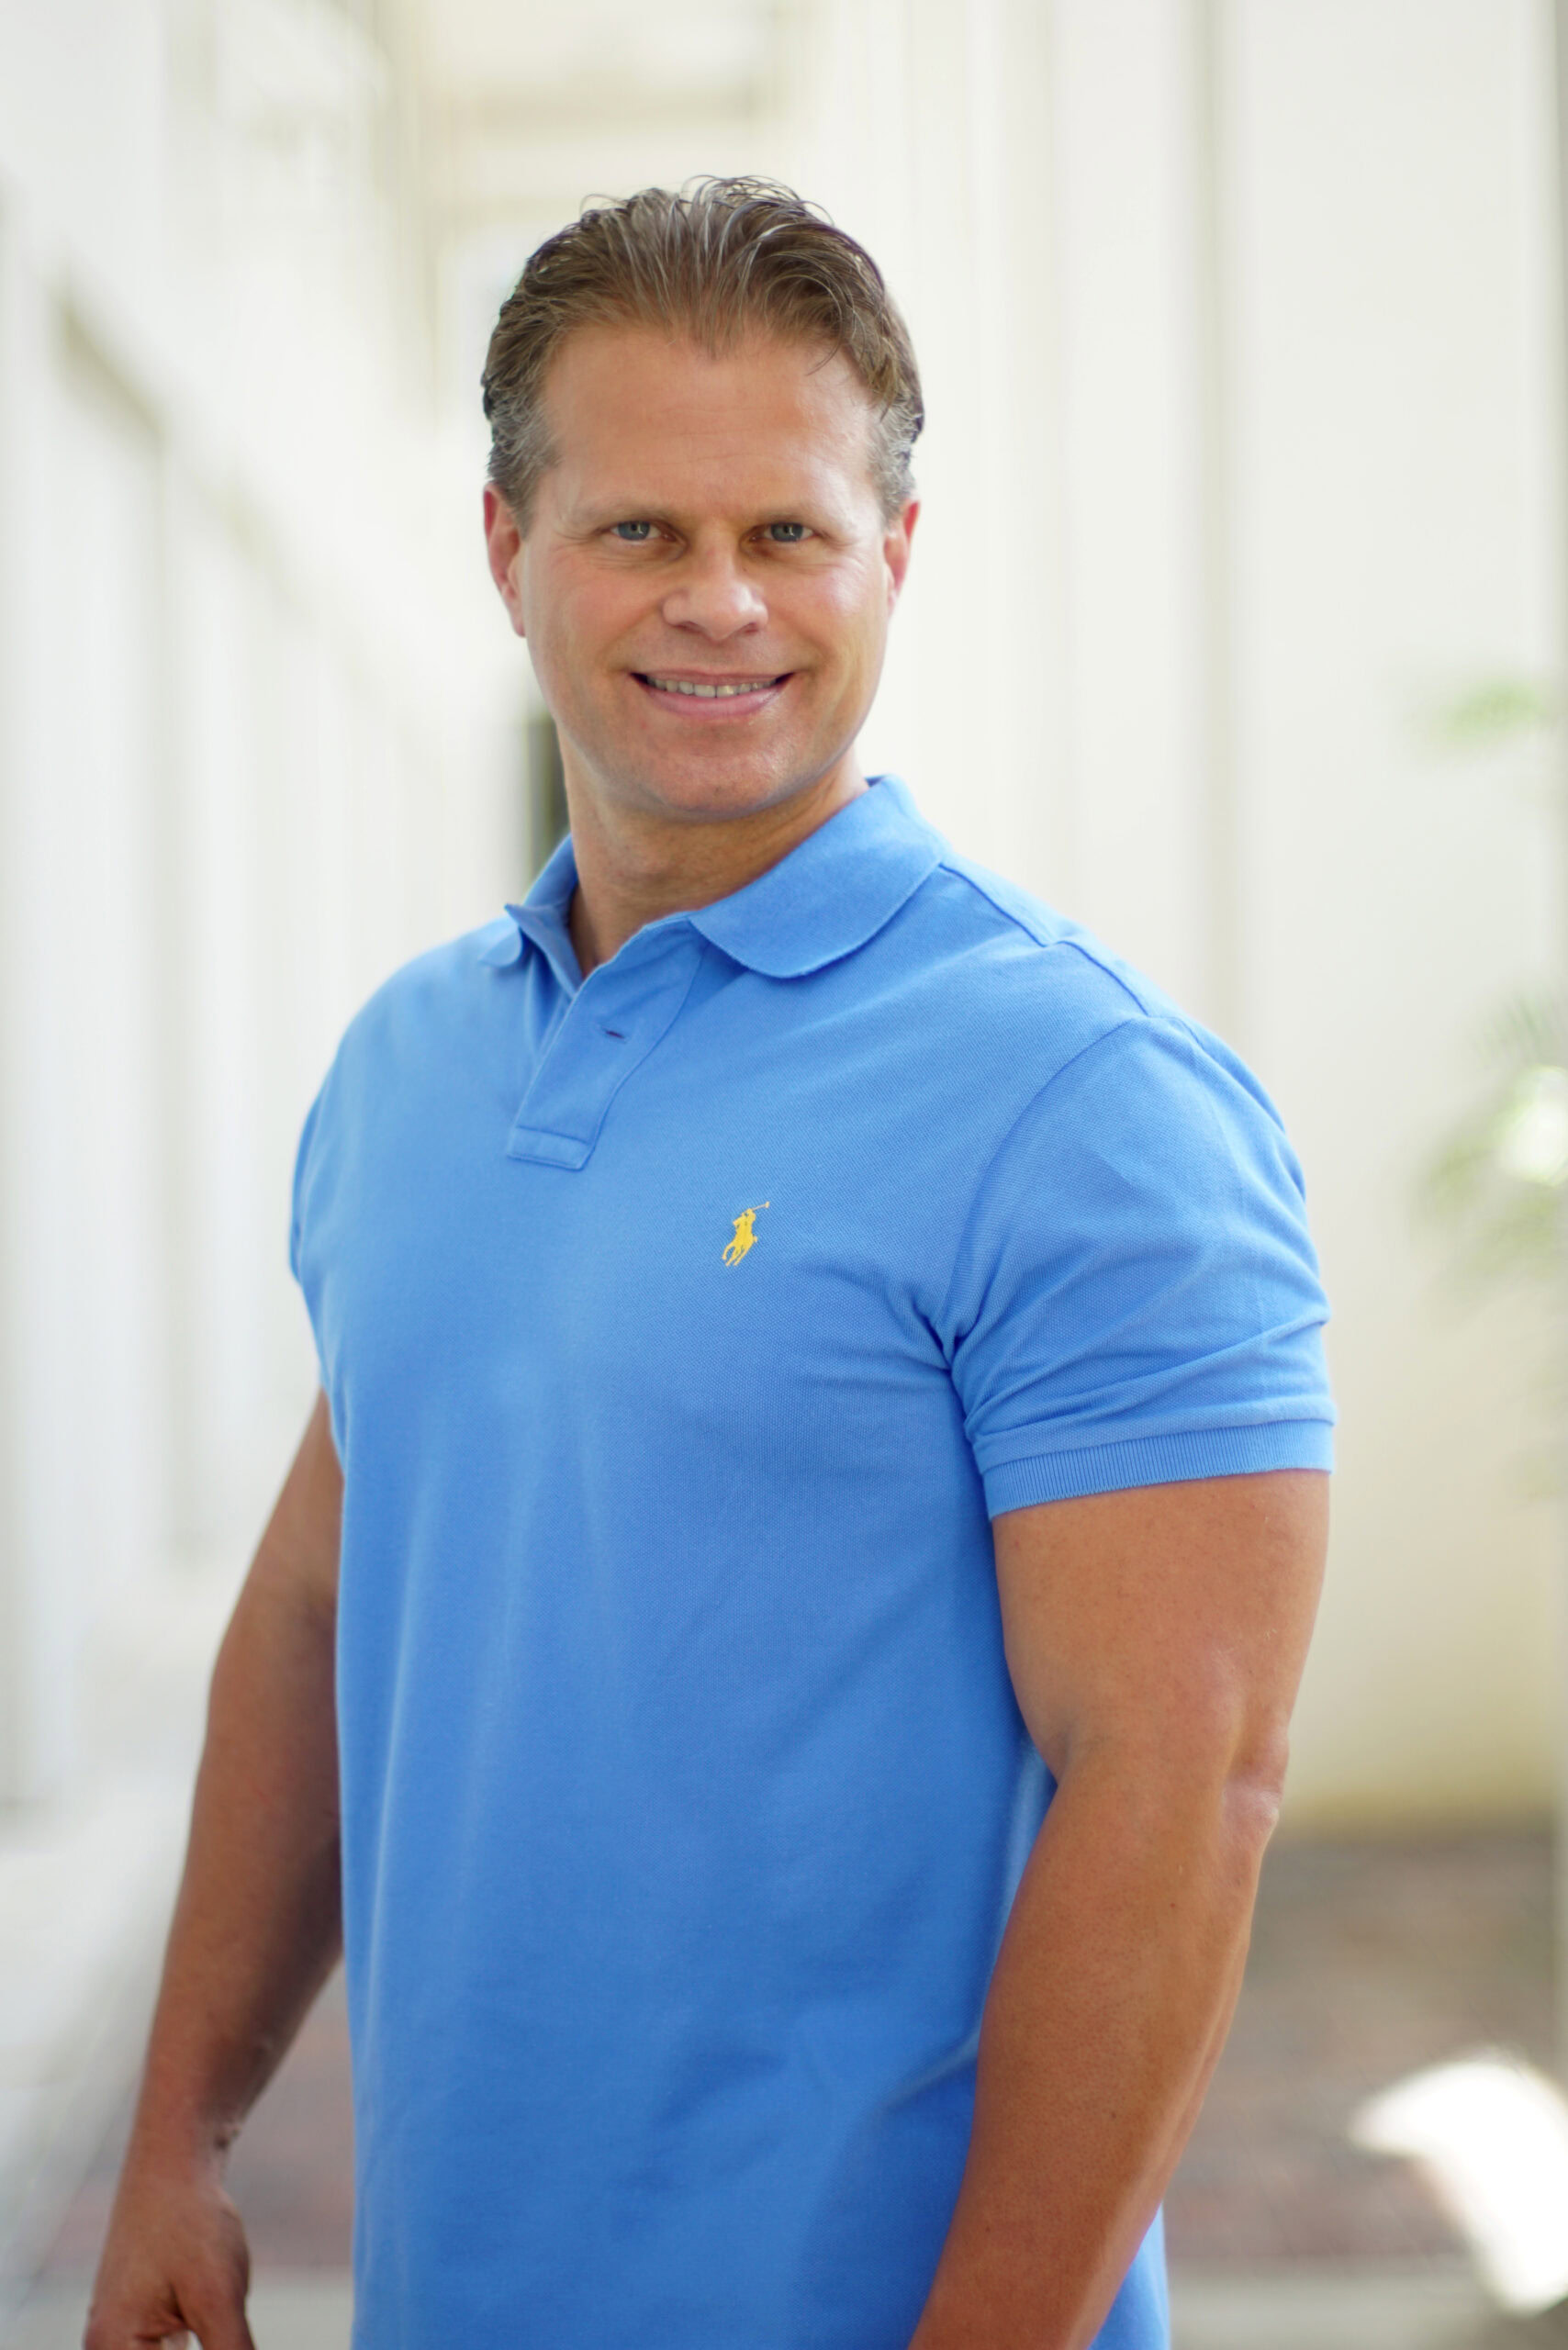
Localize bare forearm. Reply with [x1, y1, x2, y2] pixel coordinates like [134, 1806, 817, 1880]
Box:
[88, 1399, 342, 2350]
[910, 1756, 1276, 2350]
[129, 1580, 342, 2169]
[125, 1399, 344, 2177]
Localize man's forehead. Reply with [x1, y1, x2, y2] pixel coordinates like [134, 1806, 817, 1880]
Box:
[551, 442, 866, 530]
[544, 316, 857, 393]
[541, 322, 877, 472]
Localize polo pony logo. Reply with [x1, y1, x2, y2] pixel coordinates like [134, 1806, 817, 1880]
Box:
[722, 1203, 769, 1266]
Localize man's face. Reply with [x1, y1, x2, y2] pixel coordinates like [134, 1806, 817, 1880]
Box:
[485, 324, 917, 828]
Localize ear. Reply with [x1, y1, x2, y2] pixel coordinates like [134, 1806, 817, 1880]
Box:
[483, 485, 528, 639]
[883, 498, 919, 610]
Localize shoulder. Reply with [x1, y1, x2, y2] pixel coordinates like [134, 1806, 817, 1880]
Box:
[290, 920, 514, 1273]
[298, 917, 515, 1164]
[329, 918, 517, 1080]
[350, 916, 519, 1035]
[888, 846, 1287, 1152]
[914, 845, 1183, 1035]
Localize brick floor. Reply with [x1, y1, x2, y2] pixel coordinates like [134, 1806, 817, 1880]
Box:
[1166, 1830, 1554, 2265]
[31, 1829, 1557, 2287]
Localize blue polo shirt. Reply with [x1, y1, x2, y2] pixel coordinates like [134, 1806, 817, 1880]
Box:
[291, 776, 1332, 2350]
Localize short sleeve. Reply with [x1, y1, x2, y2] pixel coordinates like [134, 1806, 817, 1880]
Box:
[941, 1015, 1335, 1514]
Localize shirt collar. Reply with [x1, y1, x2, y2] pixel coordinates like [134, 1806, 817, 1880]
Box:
[477, 776, 942, 983]
[687, 777, 942, 977]
[477, 831, 582, 989]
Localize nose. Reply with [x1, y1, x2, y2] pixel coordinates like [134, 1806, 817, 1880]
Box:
[659, 543, 767, 639]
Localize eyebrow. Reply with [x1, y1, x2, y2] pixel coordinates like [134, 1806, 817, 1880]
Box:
[566, 491, 851, 536]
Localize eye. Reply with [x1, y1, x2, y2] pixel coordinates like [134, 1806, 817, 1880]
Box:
[763, 521, 811, 544]
[610, 520, 655, 543]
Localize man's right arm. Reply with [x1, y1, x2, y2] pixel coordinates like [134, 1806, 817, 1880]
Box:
[84, 1392, 344, 2350]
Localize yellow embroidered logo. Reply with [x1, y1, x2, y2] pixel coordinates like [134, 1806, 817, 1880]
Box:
[722, 1203, 769, 1266]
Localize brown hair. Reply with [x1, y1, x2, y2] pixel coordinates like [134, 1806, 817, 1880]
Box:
[481, 177, 924, 528]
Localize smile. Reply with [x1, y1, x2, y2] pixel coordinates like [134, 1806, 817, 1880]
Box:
[635, 673, 788, 699]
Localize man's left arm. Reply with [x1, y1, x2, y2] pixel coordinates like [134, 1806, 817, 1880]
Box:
[909, 1467, 1328, 2350]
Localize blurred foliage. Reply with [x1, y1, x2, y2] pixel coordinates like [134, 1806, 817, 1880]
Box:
[1420, 674, 1564, 1302]
[1423, 993, 1568, 1292]
[1425, 676, 1559, 756]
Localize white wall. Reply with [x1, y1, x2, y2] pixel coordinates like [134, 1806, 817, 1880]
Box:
[1229, 0, 1564, 1820]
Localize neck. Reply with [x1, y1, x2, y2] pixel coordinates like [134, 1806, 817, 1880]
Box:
[564, 761, 868, 976]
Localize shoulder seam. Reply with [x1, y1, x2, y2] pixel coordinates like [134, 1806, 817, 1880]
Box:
[933, 857, 1157, 1016]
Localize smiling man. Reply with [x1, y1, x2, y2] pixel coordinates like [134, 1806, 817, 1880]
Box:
[88, 182, 1332, 2350]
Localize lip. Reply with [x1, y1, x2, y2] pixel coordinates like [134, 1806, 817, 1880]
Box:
[630, 670, 792, 718]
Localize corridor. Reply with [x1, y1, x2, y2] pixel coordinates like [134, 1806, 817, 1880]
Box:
[2, 5, 1565, 2345]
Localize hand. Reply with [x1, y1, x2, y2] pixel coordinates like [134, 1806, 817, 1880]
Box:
[84, 2158, 256, 2350]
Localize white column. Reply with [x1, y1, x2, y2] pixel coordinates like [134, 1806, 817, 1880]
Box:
[1234, 0, 1564, 1823]
[788, 0, 1216, 999]
[1047, 0, 1218, 1016]
[0, 188, 71, 1800]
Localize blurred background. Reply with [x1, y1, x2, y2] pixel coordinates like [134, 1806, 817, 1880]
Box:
[2, 1, 1567, 2344]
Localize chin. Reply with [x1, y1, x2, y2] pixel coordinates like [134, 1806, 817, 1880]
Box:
[622, 752, 807, 822]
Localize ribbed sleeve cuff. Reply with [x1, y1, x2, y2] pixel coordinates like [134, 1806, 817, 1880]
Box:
[981, 1420, 1335, 1516]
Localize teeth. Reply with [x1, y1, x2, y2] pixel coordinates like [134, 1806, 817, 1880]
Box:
[645, 676, 775, 699]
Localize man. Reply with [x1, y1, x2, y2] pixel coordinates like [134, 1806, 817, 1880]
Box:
[88, 180, 1332, 2350]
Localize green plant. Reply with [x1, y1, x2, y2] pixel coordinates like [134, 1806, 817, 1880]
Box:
[1423, 992, 1568, 1291]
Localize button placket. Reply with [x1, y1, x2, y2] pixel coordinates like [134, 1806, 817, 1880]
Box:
[506, 932, 705, 1170]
